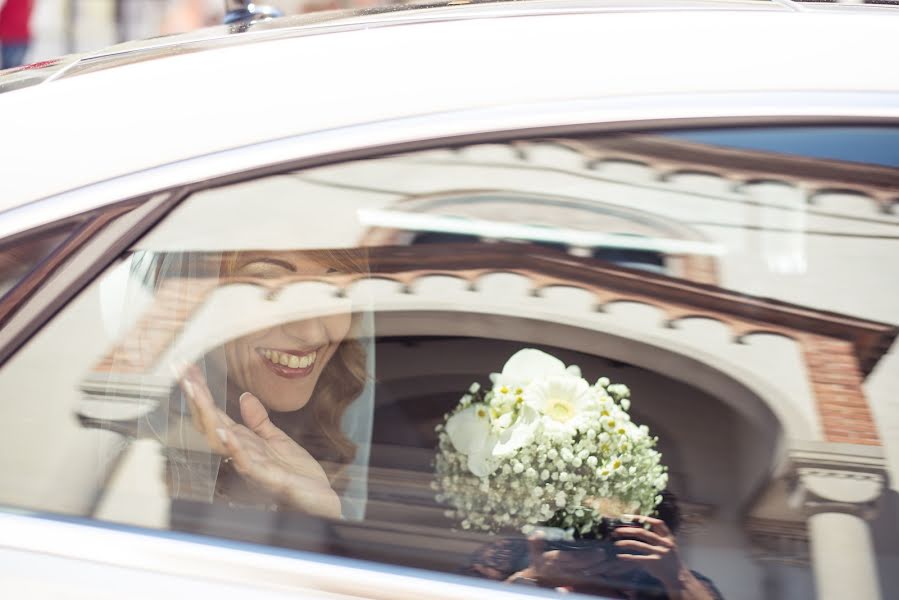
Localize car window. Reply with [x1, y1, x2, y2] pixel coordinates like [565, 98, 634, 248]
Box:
[1, 126, 897, 600]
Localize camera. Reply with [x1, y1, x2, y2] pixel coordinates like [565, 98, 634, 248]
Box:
[542, 517, 643, 558]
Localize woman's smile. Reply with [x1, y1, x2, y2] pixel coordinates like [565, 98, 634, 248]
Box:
[256, 346, 321, 379]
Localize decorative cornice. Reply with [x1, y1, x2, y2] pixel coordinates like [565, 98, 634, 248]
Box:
[90, 244, 897, 378]
[358, 243, 896, 376]
[552, 135, 899, 210]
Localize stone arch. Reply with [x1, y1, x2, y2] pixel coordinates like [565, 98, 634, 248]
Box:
[658, 168, 725, 182]
[372, 306, 816, 509]
[735, 329, 800, 345]
[665, 315, 735, 344]
[472, 271, 533, 296]
[888, 197, 899, 215]
[739, 177, 796, 187]
[598, 299, 668, 327]
[532, 283, 597, 309]
[808, 188, 881, 212]
[586, 157, 652, 170]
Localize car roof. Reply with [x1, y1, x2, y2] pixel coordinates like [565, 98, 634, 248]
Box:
[4, 0, 790, 83]
[0, 2, 897, 213]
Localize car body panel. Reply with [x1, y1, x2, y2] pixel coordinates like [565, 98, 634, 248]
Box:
[0, 511, 562, 600]
[1, 9, 898, 210]
[3, 90, 898, 243]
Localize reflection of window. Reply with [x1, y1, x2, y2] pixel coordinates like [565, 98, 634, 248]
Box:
[592, 246, 666, 273]
[591, 234, 666, 273]
[410, 231, 480, 245]
[358, 191, 720, 281]
[411, 231, 572, 256]
[411, 230, 658, 263]
[527, 239, 570, 254]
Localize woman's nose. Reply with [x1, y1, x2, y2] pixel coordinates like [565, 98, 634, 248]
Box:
[279, 317, 328, 346]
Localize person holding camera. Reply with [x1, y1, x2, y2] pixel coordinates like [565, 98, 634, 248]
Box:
[463, 492, 723, 599]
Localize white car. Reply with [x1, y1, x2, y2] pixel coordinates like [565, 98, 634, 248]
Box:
[0, 1, 898, 599]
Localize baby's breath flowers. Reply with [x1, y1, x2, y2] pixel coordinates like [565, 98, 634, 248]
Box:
[434, 349, 667, 539]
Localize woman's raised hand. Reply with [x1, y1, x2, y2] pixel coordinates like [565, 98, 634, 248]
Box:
[178, 365, 341, 519]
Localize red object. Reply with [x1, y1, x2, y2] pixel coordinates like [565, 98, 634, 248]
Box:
[0, 0, 33, 43]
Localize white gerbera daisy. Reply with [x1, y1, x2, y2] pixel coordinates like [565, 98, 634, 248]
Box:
[525, 375, 597, 437]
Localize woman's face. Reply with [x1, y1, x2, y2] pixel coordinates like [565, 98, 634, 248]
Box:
[223, 251, 352, 412]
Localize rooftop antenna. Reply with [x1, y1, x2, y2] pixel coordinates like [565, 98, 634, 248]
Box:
[224, 0, 283, 25]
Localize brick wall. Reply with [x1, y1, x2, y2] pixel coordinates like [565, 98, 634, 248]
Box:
[801, 334, 880, 446]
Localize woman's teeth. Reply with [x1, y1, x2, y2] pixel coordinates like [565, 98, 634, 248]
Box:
[260, 349, 317, 369]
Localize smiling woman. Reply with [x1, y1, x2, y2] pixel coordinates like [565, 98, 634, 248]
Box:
[124, 246, 376, 520]
[220, 249, 369, 511]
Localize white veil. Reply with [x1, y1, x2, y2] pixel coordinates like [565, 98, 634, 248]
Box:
[86, 246, 375, 521]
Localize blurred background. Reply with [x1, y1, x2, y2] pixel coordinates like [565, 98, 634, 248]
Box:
[0, 0, 394, 69]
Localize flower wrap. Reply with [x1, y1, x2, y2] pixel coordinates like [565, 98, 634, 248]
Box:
[434, 349, 667, 538]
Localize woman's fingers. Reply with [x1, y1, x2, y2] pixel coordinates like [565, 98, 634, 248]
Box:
[172, 363, 205, 433]
[218, 428, 249, 470]
[180, 366, 234, 453]
[238, 392, 284, 440]
[218, 427, 262, 480]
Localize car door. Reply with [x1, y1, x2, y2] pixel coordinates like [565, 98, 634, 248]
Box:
[0, 113, 897, 600]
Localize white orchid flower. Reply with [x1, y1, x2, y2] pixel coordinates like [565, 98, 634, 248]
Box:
[493, 411, 514, 431]
[492, 406, 539, 458]
[445, 404, 499, 477]
[491, 348, 569, 392]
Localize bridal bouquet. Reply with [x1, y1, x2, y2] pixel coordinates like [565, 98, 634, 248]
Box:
[434, 349, 667, 538]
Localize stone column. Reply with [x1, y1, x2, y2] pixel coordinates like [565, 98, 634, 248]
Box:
[807, 510, 879, 599]
[791, 443, 886, 600]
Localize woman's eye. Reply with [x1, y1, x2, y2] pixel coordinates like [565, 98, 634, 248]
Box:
[325, 267, 340, 275]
